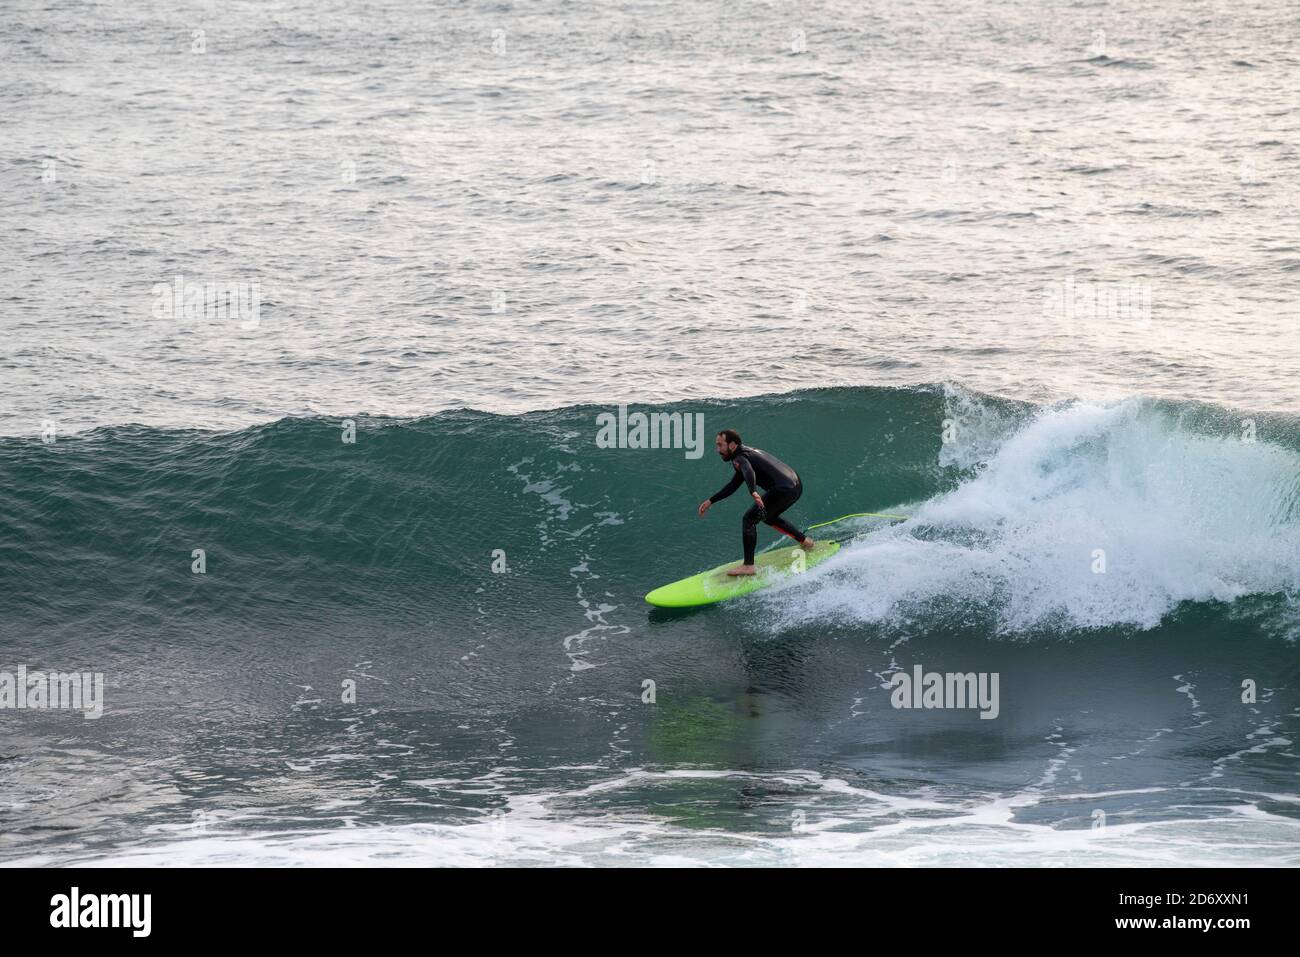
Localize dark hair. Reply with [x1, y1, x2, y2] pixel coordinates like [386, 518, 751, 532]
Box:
[717, 429, 742, 446]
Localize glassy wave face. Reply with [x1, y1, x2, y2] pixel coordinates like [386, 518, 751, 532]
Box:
[2, 386, 1298, 866]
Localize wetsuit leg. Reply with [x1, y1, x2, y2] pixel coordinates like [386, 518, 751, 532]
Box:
[741, 483, 805, 564]
[742, 502, 763, 565]
[762, 484, 806, 543]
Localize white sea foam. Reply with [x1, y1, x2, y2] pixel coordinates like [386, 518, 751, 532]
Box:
[770, 396, 1300, 633]
[7, 769, 1298, 868]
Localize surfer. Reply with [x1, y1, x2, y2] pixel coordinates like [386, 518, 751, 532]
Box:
[697, 429, 815, 575]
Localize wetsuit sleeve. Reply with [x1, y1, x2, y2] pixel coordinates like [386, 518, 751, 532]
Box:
[735, 456, 757, 494]
[709, 468, 743, 504]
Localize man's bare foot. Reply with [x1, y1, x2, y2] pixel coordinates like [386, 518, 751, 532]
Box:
[726, 564, 758, 576]
[800, 537, 816, 551]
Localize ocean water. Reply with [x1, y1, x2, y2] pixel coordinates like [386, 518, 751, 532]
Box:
[1, 0, 1299, 866]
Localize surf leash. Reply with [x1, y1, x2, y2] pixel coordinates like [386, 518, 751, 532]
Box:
[806, 510, 910, 532]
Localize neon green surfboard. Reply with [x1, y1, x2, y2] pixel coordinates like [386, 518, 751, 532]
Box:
[644, 541, 841, 608]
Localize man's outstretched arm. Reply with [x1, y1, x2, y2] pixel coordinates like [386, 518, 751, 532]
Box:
[708, 470, 743, 504]
[699, 468, 743, 516]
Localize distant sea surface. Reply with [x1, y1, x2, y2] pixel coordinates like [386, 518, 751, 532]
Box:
[2, 0, 1298, 434]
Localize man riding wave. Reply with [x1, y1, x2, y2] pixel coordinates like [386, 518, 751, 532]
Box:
[697, 429, 815, 576]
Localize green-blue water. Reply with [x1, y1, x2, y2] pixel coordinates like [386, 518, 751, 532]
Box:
[2, 385, 1297, 865]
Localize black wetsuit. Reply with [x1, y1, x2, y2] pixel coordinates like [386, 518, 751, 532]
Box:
[708, 445, 807, 564]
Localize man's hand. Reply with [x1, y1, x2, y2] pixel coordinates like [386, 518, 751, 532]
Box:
[751, 492, 765, 509]
[698, 499, 712, 517]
